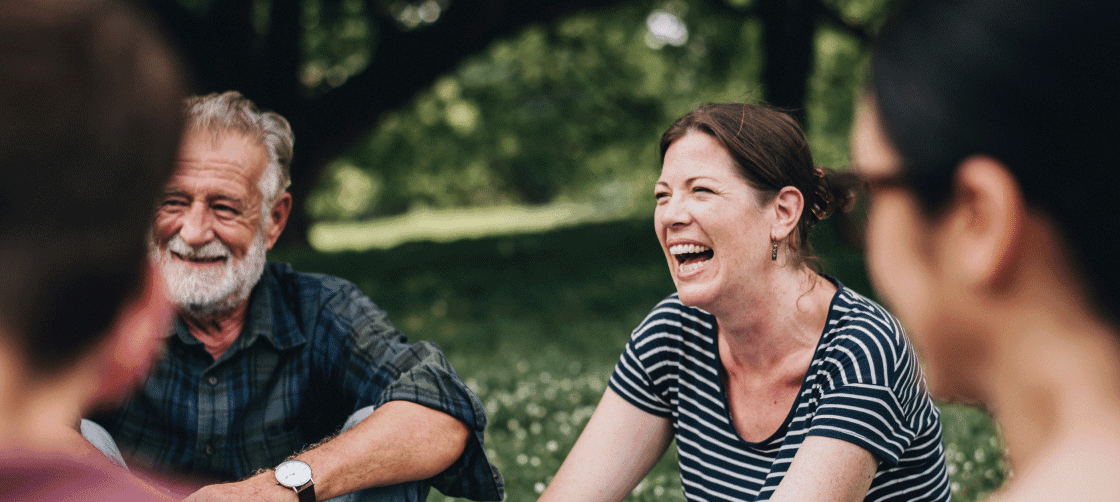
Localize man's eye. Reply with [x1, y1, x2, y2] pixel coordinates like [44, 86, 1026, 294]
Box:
[161, 199, 187, 208]
[214, 205, 239, 216]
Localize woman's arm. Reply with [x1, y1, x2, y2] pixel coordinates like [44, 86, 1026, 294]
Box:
[768, 436, 878, 502]
[538, 388, 674, 502]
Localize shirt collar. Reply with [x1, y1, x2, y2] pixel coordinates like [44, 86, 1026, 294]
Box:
[170, 263, 307, 354]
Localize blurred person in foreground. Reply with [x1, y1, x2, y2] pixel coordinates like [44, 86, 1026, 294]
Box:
[850, 0, 1120, 500]
[90, 90, 503, 502]
[540, 103, 950, 501]
[0, 0, 185, 498]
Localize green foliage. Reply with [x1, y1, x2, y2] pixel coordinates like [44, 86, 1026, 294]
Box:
[308, 0, 875, 222]
[273, 218, 1007, 501]
[300, 0, 374, 92]
[940, 404, 1012, 501]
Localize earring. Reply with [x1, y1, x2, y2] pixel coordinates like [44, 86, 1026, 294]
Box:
[771, 241, 778, 261]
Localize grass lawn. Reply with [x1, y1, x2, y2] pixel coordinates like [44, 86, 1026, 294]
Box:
[274, 217, 1008, 502]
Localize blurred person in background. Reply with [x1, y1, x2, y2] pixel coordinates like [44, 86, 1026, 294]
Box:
[541, 103, 950, 502]
[850, 0, 1120, 500]
[90, 91, 503, 502]
[0, 0, 185, 498]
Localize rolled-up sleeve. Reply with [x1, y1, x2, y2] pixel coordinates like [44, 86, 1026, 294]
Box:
[374, 340, 504, 499]
[314, 279, 504, 500]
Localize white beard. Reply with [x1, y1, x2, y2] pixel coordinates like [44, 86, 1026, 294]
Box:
[151, 231, 267, 320]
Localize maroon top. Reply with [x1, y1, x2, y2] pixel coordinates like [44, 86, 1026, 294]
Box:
[0, 449, 170, 501]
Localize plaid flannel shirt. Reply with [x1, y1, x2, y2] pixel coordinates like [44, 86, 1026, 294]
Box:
[92, 262, 503, 500]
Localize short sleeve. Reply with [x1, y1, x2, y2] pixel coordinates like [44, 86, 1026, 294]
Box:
[806, 300, 921, 466]
[608, 296, 702, 418]
[810, 383, 915, 466]
[609, 334, 674, 417]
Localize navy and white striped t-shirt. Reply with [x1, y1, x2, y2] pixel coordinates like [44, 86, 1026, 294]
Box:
[609, 284, 951, 502]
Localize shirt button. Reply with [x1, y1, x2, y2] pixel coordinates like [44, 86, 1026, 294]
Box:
[207, 376, 218, 385]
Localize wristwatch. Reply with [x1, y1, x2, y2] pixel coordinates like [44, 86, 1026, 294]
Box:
[274, 459, 316, 502]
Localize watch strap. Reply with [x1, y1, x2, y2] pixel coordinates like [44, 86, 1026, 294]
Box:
[294, 482, 315, 502]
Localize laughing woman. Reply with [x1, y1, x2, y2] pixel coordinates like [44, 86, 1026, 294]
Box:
[540, 103, 950, 502]
[851, 0, 1120, 501]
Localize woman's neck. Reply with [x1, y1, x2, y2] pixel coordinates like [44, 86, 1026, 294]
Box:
[715, 268, 835, 372]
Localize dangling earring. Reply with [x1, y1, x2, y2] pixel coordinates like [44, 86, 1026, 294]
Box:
[771, 241, 778, 261]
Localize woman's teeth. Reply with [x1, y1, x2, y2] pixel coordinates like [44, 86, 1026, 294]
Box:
[669, 243, 713, 274]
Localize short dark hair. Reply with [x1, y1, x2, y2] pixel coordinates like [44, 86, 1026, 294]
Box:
[0, 0, 186, 374]
[870, 0, 1120, 327]
[660, 103, 859, 267]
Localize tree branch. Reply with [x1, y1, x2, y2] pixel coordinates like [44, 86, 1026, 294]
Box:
[305, 0, 631, 172]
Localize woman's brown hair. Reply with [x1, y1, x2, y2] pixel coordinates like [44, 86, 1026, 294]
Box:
[660, 103, 859, 267]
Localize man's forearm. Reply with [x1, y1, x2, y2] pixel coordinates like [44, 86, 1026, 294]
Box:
[293, 400, 469, 498]
[185, 400, 470, 502]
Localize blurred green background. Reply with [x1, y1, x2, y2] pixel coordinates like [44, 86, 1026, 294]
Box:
[151, 0, 1010, 499]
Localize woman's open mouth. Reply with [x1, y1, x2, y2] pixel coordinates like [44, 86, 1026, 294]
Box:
[670, 243, 713, 275]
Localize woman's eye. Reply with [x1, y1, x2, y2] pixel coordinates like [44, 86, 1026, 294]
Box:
[693, 186, 714, 194]
[654, 192, 669, 200]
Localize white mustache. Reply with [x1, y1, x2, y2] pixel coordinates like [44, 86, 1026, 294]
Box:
[165, 235, 230, 260]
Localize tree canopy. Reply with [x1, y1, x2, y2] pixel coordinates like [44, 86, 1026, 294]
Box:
[144, 0, 895, 245]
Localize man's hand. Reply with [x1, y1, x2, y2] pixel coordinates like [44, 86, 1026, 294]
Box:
[182, 471, 293, 502]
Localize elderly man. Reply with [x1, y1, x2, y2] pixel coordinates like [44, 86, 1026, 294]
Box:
[0, 0, 185, 499]
[91, 91, 503, 502]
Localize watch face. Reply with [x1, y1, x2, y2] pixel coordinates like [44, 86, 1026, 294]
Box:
[275, 460, 312, 488]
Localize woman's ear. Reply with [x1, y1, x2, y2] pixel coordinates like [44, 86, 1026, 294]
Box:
[771, 186, 805, 241]
[941, 156, 1025, 292]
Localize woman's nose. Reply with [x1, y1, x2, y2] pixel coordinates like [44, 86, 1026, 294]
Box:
[658, 195, 691, 228]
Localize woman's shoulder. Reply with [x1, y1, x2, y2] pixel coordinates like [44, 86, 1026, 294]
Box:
[816, 285, 920, 386]
[826, 286, 909, 350]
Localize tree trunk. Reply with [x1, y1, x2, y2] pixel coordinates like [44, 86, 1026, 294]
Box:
[756, 0, 819, 126]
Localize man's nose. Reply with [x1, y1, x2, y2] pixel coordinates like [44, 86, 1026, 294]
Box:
[178, 204, 215, 246]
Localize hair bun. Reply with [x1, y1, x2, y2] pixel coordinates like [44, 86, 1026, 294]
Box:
[809, 166, 859, 224]
[809, 167, 833, 222]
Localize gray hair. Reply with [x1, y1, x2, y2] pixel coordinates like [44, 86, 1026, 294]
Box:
[183, 91, 293, 211]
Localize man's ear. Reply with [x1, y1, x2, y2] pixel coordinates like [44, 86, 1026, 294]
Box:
[264, 193, 292, 250]
[91, 262, 174, 408]
[942, 156, 1025, 292]
[770, 186, 804, 242]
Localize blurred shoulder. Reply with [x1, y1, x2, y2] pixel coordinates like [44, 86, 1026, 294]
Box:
[991, 424, 1120, 502]
[0, 450, 170, 501]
